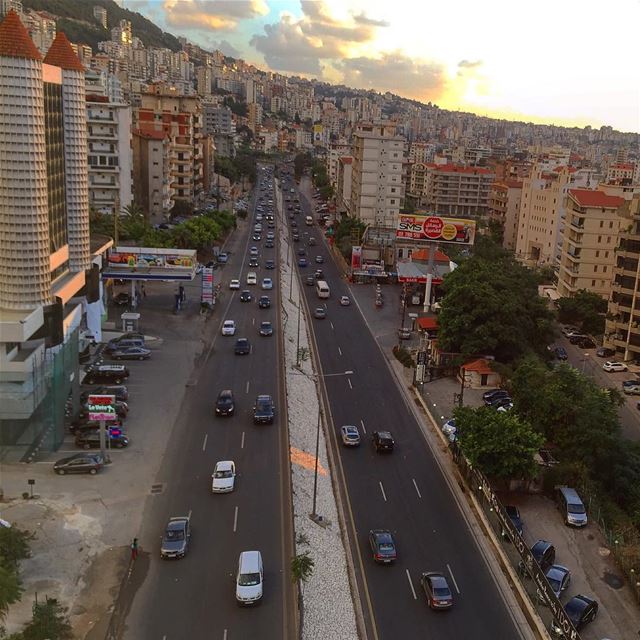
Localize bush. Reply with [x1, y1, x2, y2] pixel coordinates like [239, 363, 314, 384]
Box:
[392, 345, 414, 368]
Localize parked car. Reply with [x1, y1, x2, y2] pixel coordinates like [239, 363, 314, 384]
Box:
[53, 453, 104, 475]
[110, 346, 151, 361]
[372, 431, 394, 452]
[253, 395, 275, 424]
[561, 325, 581, 336]
[80, 385, 128, 402]
[258, 295, 271, 309]
[420, 572, 453, 609]
[368, 529, 397, 563]
[490, 396, 513, 410]
[503, 505, 524, 537]
[113, 292, 130, 307]
[568, 333, 589, 345]
[554, 346, 568, 361]
[215, 389, 235, 416]
[68, 416, 123, 435]
[596, 347, 615, 358]
[240, 290, 252, 302]
[75, 429, 129, 449]
[576, 337, 596, 349]
[222, 320, 236, 336]
[524, 540, 556, 574]
[83, 364, 129, 385]
[622, 380, 640, 395]
[544, 565, 571, 600]
[259, 321, 273, 336]
[550, 595, 598, 636]
[211, 460, 236, 493]
[398, 328, 412, 340]
[160, 516, 191, 559]
[602, 360, 628, 372]
[340, 425, 361, 446]
[234, 338, 251, 355]
[441, 419, 457, 442]
[482, 389, 509, 403]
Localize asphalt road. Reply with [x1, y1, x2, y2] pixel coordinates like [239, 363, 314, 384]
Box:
[290, 180, 525, 639]
[118, 169, 295, 640]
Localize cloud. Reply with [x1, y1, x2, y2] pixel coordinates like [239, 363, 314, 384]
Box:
[351, 11, 389, 28]
[338, 52, 447, 100]
[206, 39, 241, 58]
[250, 0, 385, 75]
[162, 0, 268, 31]
[458, 59, 482, 69]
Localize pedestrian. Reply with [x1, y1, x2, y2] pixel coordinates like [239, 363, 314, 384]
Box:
[141, 283, 146, 298]
[179, 284, 185, 304]
[131, 538, 139, 561]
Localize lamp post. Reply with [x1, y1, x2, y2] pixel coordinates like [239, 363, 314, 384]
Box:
[290, 368, 353, 523]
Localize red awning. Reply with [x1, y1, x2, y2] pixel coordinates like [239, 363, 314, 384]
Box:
[416, 317, 438, 330]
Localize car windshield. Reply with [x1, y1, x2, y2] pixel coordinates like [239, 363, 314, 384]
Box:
[238, 572, 261, 586]
[547, 576, 562, 591]
[165, 529, 184, 541]
[433, 586, 451, 597]
[567, 504, 585, 514]
[215, 470, 232, 478]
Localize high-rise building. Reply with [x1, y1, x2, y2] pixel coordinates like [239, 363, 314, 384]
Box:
[196, 65, 212, 96]
[132, 128, 172, 219]
[111, 19, 132, 46]
[203, 103, 235, 158]
[247, 101, 262, 133]
[0, 12, 94, 453]
[556, 189, 626, 299]
[93, 5, 107, 29]
[336, 156, 353, 215]
[350, 122, 405, 229]
[489, 180, 523, 250]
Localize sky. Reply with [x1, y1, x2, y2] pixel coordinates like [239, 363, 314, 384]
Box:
[122, 0, 640, 133]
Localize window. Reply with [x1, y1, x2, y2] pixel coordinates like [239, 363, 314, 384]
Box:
[610, 221, 614, 228]
[600, 220, 604, 228]
[592, 280, 596, 286]
[603, 266, 607, 273]
[598, 236, 601, 242]
[594, 265, 598, 272]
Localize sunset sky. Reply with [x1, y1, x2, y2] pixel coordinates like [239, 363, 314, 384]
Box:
[124, 0, 639, 133]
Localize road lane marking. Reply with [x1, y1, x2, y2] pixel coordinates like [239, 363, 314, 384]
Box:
[378, 481, 387, 502]
[241, 431, 245, 449]
[447, 564, 461, 594]
[406, 569, 417, 600]
[347, 378, 353, 389]
[223, 631, 227, 640]
[338, 346, 342, 356]
[252, 317, 255, 325]
[412, 478, 422, 498]
[233, 506, 239, 532]
[188, 509, 192, 519]
[360, 419, 366, 434]
[246, 380, 250, 394]
[202, 434, 208, 452]
[330, 321, 334, 330]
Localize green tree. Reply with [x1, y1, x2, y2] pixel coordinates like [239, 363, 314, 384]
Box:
[291, 552, 314, 596]
[437, 242, 555, 363]
[0, 528, 30, 573]
[454, 406, 544, 480]
[557, 289, 607, 335]
[20, 597, 73, 640]
[0, 564, 22, 620]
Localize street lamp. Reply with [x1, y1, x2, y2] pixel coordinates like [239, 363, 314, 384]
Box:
[290, 368, 353, 523]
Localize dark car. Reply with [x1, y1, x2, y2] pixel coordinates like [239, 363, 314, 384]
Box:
[234, 338, 251, 355]
[265, 260, 275, 269]
[576, 337, 596, 349]
[113, 292, 130, 306]
[313, 307, 326, 319]
[298, 257, 308, 267]
[248, 258, 259, 267]
[504, 505, 524, 536]
[554, 346, 568, 361]
[292, 234, 300, 242]
[75, 429, 129, 449]
[305, 275, 315, 286]
[315, 255, 324, 264]
[215, 389, 235, 416]
[308, 237, 316, 246]
[596, 347, 615, 358]
[551, 595, 598, 636]
[80, 385, 128, 402]
[314, 269, 324, 279]
[111, 346, 151, 361]
[258, 295, 271, 309]
[160, 516, 191, 559]
[53, 453, 104, 475]
[372, 431, 394, 452]
[107, 332, 145, 346]
[525, 540, 556, 574]
[83, 364, 129, 385]
[482, 389, 509, 404]
[568, 333, 589, 345]
[253, 394, 275, 424]
[68, 417, 123, 435]
[265, 240, 274, 248]
[368, 530, 397, 563]
[252, 233, 261, 242]
[240, 290, 252, 302]
[420, 572, 453, 609]
[297, 248, 306, 257]
[490, 396, 513, 409]
[543, 565, 571, 599]
[259, 321, 273, 336]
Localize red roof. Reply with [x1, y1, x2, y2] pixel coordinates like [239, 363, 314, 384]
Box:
[612, 163, 634, 170]
[0, 10, 42, 61]
[568, 189, 625, 209]
[410, 248, 450, 262]
[463, 358, 494, 374]
[43, 32, 84, 71]
[416, 317, 438, 330]
[552, 165, 577, 173]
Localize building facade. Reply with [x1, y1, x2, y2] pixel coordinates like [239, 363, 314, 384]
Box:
[132, 128, 172, 219]
[489, 179, 523, 250]
[336, 156, 353, 215]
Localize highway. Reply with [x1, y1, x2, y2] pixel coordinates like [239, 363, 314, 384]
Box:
[290, 178, 526, 639]
[119, 167, 295, 639]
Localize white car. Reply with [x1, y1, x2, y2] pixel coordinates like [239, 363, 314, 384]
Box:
[247, 272, 257, 285]
[442, 419, 457, 442]
[497, 403, 514, 413]
[261, 278, 273, 290]
[229, 279, 240, 290]
[222, 320, 236, 336]
[211, 460, 236, 493]
[602, 360, 628, 372]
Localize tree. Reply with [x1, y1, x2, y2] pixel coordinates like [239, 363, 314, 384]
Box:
[20, 597, 73, 640]
[453, 406, 544, 480]
[0, 564, 22, 620]
[0, 527, 30, 572]
[437, 241, 555, 363]
[557, 289, 607, 335]
[291, 552, 314, 597]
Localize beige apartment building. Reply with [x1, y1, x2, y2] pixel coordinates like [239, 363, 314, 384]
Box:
[350, 122, 405, 229]
[489, 179, 522, 250]
[336, 156, 353, 215]
[556, 189, 626, 299]
[132, 128, 173, 220]
[605, 195, 640, 360]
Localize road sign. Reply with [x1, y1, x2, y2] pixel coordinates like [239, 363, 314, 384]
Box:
[417, 351, 427, 365]
[87, 395, 116, 421]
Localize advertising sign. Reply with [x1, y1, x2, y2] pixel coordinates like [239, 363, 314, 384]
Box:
[87, 395, 117, 421]
[351, 246, 362, 272]
[107, 248, 195, 270]
[396, 215, 476, 245]
[201, 267, 214, 305]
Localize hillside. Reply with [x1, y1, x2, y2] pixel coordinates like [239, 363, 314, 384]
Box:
[23, 0, 181, 52]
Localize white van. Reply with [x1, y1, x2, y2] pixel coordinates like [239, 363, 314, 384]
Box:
[305, 215, 313, 226]
[316, 280, 330, 299]
[236, 550, 263, 605]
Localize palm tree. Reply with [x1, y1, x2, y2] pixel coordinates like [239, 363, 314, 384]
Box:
[291, 552, 314, 597]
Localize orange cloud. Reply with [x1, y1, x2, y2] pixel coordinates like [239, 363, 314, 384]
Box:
[163, 0, 268, 31]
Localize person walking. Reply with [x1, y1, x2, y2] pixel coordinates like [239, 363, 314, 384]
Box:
[131, 538, 139, 561]
[141, 283, 146, 298]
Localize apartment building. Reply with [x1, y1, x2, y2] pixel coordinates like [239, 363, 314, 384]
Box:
[93, 5, 107, 29]
[605, 195, 640, 360]
[350, 122, 405, 229]
[86, 94, 133, 215]
[489, 180, 523, 250]
[195, 65, 212, 95]
[248, 101, 262, 133]
[336, 156, 353, 215]
[137, 86, 204, 205]
[606, 162, 635, 183]
[203, 103, 235, 157]
[424, 164, 495, 217]
[132, 129, 172, 219]
[327, 140, 351, 186]
[0, 14, 98, 454]
[407, 141, 434, 163]
[557, 189, 626, 299]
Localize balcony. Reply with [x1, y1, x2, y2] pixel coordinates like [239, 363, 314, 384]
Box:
[87, 113, 114, 123]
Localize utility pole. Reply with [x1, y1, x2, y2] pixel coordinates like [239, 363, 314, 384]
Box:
[113, 194, 120, 246]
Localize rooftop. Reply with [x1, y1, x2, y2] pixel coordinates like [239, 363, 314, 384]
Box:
[568, 189, 625, 209]
[0, 10, 42, 61]
[43, 32, 84, 72]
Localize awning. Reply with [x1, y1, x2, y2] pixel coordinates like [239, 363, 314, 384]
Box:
[397, 261, 427, 283]
[417, 316, 438, 330]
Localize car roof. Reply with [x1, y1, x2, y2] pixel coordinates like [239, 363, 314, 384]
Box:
[219, 389, 233, 396]
[167, 517, 188, 528]
[546, 564, 569, 578]
[371, 529, 393, 542]
[531, 539, 552, 553]
[215, 460, 234, 471]
[256, 394, 272, 401]
[377, 431, 393, 439]
[59, 453, 99, 463]
[342, 425, 358, 432]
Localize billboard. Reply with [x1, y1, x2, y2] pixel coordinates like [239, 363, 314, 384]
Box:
[396, 215, 476, 245]
[201, 267, 214, 305]
[87, 395, 117, 421]
[351, 246, 362, 271]
[107, 248, 195, 270]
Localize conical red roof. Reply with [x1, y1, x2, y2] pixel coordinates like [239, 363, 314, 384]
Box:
[0, 9, 42, 61]
[44, 31, 84, 71]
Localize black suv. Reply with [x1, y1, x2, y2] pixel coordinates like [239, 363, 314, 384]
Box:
[215, 389, 235, 416]
[520, 539, 556, 576]
[80, 385, 128, 402]
[83, 364, 129, 385]
[253, 395, 275, 424]
[234, 338, 251, 355]
[372, 431, 395, 453]
[258, 296, 271, 309]
[75, 428, 129, 449]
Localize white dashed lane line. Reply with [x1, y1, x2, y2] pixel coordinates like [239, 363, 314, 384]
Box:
[202, 434, 208, 452]
[447, 564, 461, 594]
[379, 481, 387, 502]
[412, 478, 422, 498]
[406, 569, 417, 600]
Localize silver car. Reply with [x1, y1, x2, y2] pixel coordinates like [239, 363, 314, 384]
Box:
[341, 425, 361, 446]
[160, 516, 191, 559]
